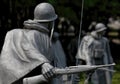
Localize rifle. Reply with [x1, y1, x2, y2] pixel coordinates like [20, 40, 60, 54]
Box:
[23, 63, 115, 84]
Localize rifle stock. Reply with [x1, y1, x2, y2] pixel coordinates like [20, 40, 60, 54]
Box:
[23, 63, 115, 84]
[23, 74, 47, 84]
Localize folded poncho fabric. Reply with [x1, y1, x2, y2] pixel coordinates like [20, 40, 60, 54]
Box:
[0, 19, 53, 84]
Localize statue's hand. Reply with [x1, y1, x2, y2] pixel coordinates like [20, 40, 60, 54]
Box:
[41, 63, 54, 79]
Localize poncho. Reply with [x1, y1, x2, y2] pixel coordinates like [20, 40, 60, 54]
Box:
[0, 20, 53, 84]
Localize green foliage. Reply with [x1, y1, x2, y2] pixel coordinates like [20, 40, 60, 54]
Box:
[56, 6, 79, 23]
[112, 62, 120, 84]
[84, 0, 99, 8]
[47, 0, 57, 4]
[14, 0, 36, 8]
[45, 0, 120, 28]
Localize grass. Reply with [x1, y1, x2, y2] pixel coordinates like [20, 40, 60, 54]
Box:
[78, 62, 120, 84]
[112, 63, 120, 84]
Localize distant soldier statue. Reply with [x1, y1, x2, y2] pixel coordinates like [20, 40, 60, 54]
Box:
[51, 32, 67, 84]
[0, 2, 62, 84]
[76, 23, 114, 84]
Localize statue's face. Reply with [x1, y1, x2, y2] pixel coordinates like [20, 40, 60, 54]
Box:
[37, 21, 54, 30]
[48, 21, 54, 30]
[97, 30, 106, 36]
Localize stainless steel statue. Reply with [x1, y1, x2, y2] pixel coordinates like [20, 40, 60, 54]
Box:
[76, 23, 114, 84]
[0, 2, 58, 84]
[51, 32, 67, 84]
[0, 2, 115, 84]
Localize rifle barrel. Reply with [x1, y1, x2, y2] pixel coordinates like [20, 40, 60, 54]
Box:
[54, 63, 115, 75]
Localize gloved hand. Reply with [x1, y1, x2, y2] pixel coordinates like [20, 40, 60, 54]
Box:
[41, 63, 54, 79]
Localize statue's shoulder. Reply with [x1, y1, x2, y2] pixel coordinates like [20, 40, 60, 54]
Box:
[6, 29, 22, 34]
[102, 37, 109, 43]
[82, 35, 94, 42]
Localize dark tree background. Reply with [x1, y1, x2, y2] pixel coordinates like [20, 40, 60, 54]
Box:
[0, 0, 120, 64]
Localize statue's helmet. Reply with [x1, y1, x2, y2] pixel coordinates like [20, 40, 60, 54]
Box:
[95, 23, 107, 32]
[34, 3, 58, 22]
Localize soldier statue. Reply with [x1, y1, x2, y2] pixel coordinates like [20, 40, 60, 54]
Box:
[76, 23, 114, 84]
[51, 32, 67, 84]
[0, 2, 61, 84]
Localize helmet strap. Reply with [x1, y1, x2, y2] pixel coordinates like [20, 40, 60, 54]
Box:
[50, 21, 55, 42]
